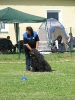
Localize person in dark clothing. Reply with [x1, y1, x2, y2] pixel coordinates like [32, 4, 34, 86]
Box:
[56, 35, 66, 52]
[7, 36, 16, 53]
[23, 26, 39, 71]
[57, 35, 63, 44]
[7, 36, 13, 52]
[68, 33, 73, 51]
[15, 40, 24, 53]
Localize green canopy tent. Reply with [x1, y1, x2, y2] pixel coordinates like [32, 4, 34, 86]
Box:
[0, 7, 46, 23]
[0, 7, 46, 58]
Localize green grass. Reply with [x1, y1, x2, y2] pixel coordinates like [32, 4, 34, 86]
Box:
[0, 53, 75, 100]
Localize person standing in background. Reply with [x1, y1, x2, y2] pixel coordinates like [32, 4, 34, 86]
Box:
[68, 33, 73, 51]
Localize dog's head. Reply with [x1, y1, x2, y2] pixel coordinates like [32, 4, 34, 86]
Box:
[30, 49, 35, 57]
[29, 49, 39, 58]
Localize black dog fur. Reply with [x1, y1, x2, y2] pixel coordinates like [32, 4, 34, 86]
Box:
[30, 49, 52, 72]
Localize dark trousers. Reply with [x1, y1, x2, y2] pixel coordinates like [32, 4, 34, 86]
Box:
[58, 43, 66, 52]
[25, 52, 31, 71]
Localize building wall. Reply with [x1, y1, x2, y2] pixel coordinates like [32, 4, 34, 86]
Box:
[0, 0, 75, 44]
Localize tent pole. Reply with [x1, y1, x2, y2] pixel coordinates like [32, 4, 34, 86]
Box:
[18, 26, 20, 59]
[49, 20, 51, 51]
[0, 22, 1, 32]
[69, 27, 73, 56]
[45, 20, 51, 52]
[15, 23, 20, 59]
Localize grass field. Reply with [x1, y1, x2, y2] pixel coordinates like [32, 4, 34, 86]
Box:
[0, 53, 75, 100]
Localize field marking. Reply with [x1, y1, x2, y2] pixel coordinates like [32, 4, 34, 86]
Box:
[0, 62, 25, 64]
[0, 59, 74, 64]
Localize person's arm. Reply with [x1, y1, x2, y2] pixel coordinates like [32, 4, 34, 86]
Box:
[68, 37, 70, 43]
[61, 40, 64, 43]
[36, 41, 39, 50]
[35, 34, 39, 50]
[25, 44, 32, 51]
[23, 38, 32, 51]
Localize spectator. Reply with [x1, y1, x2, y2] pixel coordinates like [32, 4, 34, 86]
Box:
[55, 35, 66, 52]
[7, 36, 16, 53]
[68, 33, 73, 51]
[15, 40, 24, 53]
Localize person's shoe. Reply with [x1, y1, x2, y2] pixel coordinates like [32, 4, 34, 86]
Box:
[26, 70, 31, 72]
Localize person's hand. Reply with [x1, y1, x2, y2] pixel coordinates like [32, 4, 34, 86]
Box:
[25, 44, 32, 51]
[30, 48, 32, 51]
[36, 48, 38, 50]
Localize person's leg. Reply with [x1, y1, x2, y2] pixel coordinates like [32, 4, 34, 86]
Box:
[58, 44, 65, 53]
[58, 44, 61, 52]
[12, 45, 16, 53]
[62, 43, 66, 52]
[8, 45, 12, 52]
[25, 53, 31, 71]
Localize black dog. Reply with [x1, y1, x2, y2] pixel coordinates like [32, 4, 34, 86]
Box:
[30, 49, 52, 72]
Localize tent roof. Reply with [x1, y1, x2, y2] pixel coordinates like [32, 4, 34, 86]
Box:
[40, 18, 65, 29]
[39, 18, 68, 40]
[0, 7, 46, 23]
